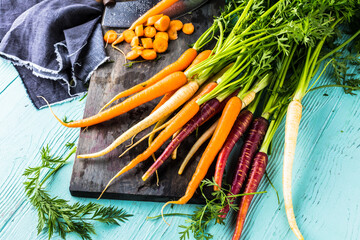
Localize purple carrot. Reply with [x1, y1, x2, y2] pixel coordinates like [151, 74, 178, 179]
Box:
[220, 117, 268, 217]
[232, 152, 268, 240]
[142, 96, 231, 180]
[214, 110, 253, 190]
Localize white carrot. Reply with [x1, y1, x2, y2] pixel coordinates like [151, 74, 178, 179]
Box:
[283, 99, 304, 240]
[77, 81, 200, 159]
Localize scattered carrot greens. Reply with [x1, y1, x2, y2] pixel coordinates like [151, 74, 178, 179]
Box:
[23, 145, 132, 240]
[147, 178, 266, 240]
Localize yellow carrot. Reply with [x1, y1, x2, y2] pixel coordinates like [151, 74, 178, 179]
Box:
[178, 119, 218, 175]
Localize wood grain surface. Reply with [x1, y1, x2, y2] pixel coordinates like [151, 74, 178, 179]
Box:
[1, 10, 360, 240]
[70, 0, 223, 202]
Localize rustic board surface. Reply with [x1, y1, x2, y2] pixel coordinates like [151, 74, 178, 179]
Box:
[69, 1, 223, 202]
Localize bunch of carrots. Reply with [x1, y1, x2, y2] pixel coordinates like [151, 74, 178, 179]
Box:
[104, 12, 194, 61]
[43, 0, 360, 239]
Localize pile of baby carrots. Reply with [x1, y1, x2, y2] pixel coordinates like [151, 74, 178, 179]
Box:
[44, 0, 360, 239]
[104, 12, 194, 61]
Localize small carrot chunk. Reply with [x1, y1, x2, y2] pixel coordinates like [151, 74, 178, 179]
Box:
[132, 45, 144, 51]
[153, 37, 168, 53]
[183, 23, 194, 35]
[123, 29, 136, 43]
[169, 20, 183, 31]
[146, 14, 163, 26]
[131, 36, 140, 47]
[135, 25, 144, 37]
[144, 26, 157, 38]
[126, 50, 141, 60]
[141, 49, 157, 60]
[167, 27, 178, 40]
[141, 38, 153, 49]
[155, 32, 169, 41]
[104, 30, 118, 44]
[154, 15, 170, 32]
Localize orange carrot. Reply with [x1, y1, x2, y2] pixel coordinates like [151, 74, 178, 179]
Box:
[169, 20, 183, 31]
[99, 48, 197, 111]
[129, 0, 178, 30]
[182, 23, 194, 35]
[141, 49, 157, 60]
[154, 15, 171, 32]
[123, 29, 136, 43]
[155, 32, 169, 41]
[144, 26, 157, 38]
[146, 14, 163, 26]
[167, 27, 178, 40]
[130, 36, 140, 47]
[283, 99, 304, 240]
[111, 33, 124, 46]
[46, 72, 187, 128]
[151, 89, 178, 114]
[126, 50, 141, 60]
[97, 82, 217, 198]
[161, 96, 242, 213]
[153, 37, 168, 53]
[141, 38, 153, 49]
[103, 30, 118, 44]
[79, 81, 200, 159]
[185, 50, 212, 72]
[135, 25, 144, 37]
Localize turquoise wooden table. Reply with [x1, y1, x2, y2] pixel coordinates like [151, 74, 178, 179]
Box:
[1, 41, 360, 239]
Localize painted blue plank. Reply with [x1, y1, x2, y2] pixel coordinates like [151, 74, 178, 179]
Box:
[0, 49, 360, 240]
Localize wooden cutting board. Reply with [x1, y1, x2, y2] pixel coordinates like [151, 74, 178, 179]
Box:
[70, 0, 224, 203]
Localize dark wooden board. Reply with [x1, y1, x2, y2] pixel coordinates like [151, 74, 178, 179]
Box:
[70, 0, 224, 203]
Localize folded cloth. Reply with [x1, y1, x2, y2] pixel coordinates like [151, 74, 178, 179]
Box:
[0, 0, 107, 109]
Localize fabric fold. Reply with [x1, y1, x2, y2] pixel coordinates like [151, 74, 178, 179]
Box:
[0, 0, 106, 109]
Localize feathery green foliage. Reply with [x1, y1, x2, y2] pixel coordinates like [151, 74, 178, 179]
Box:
[23, 145, 132, 240]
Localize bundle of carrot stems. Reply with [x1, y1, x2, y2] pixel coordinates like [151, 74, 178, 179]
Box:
[45, 0, 360, 239]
